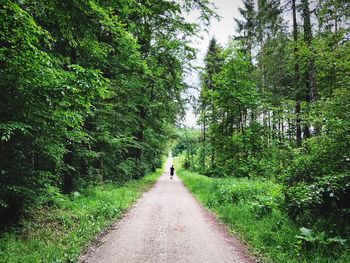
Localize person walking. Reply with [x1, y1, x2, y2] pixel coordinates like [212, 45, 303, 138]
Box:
[170, 165, 175, 180]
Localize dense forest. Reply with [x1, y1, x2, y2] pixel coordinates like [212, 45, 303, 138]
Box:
[0, 0, 215, 226]
[174, 0, 350, 261]
[1, 0, 350, 262]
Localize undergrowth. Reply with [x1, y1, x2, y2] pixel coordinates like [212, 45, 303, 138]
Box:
[0, 168, 162, 263]
[174, 157, 350, 263]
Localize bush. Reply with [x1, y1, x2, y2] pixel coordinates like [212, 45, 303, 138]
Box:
[285, 173, 350, 225]
[284, 88, 350, 226]
[175, 157, 350, 263]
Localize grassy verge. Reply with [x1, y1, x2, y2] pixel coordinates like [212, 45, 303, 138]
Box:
[174, 156, 350, 263]
[0, 168, 162, 263]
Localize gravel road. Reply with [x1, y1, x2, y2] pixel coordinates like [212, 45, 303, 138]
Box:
[80, 158, 255, 263]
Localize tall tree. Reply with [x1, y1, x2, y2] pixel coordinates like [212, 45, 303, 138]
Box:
[198, 38, 223, 171]
[292, 0, 302, 147]
[301, 0, 318, 137]
[0, 0, 217, 224]
[235, 0, 256, 58]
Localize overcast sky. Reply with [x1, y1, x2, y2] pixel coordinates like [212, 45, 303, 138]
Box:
[183, 0, 243, 127]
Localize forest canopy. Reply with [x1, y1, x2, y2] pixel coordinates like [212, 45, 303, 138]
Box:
[0, 0, 215, 225]
[176, 0, 350, 245]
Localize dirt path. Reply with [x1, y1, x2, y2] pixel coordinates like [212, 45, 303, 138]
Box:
[80, 158, 255, 263]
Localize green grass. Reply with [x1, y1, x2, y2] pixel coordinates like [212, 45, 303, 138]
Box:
[174, 157, 350, 263]
[0, 168, 162, 263]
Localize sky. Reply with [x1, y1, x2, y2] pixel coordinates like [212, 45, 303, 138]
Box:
[182, 0, 243, 128]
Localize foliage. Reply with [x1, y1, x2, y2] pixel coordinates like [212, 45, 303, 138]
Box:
[296, 227, 347, 247]
[0, 0, 216, 225]
[171, 2, 350, 260]
[171, 128, 200, 170]
[175, 157, 350, 263]
[0, 167, 162, 263]
[284, 88, 350, 228]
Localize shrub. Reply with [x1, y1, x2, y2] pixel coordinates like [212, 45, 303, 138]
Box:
[285, 173, 350, 226]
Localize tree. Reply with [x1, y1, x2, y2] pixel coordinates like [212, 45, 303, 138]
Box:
[198, 38, 223, 172]
[0, 0, 217, 225]
[292, 0, 302, 147]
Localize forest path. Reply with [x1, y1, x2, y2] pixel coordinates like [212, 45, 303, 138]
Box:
[80, 157, 254, 263]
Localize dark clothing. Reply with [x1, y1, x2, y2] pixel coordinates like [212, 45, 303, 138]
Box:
[170, 167, 175, 175]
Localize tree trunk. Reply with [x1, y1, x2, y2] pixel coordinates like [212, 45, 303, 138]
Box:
[292, 0, 302, 147]
[203, 119, 206, 168]
[135, 106, 145, 162]
[63, 47, 77, 194]
[63, 145, 73, 194]
[301, 0, 319, 135]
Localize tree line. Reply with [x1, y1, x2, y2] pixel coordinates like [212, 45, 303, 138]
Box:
[181, 0, 350, 234]
[0, 0, 215, 226]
